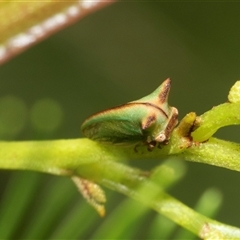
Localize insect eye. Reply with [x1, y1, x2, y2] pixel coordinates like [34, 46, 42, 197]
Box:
[155, 133, 166, 142]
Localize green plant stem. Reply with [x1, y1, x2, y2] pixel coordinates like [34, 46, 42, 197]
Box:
[192, 102, 240, 142]
[183, 137, 240, 171]
[0, 134, 240, 175]
[101, 165, 240, 239]
[0, 138, 240, 238]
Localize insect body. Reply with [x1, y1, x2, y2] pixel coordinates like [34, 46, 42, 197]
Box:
[81, 78, 178, 150]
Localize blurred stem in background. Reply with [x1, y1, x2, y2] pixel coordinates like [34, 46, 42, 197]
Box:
[0, 1, 115, 65]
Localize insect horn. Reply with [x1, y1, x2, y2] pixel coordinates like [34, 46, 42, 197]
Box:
[158, 78, 171, 104]
[134, 78, 172, 109]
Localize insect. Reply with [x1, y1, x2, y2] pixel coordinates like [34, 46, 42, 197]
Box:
[81, 78, 178, 150]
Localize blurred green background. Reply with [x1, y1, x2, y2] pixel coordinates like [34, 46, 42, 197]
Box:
[0, 2, 240, 239]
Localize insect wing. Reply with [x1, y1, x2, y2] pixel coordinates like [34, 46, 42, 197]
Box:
[81, 106, 143, 144]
